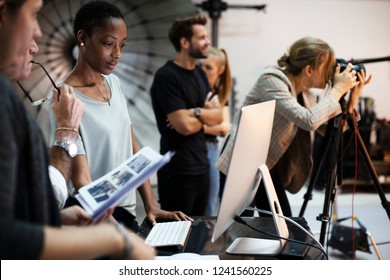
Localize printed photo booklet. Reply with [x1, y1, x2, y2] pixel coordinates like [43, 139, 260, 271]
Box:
[76, 146, 174, 221]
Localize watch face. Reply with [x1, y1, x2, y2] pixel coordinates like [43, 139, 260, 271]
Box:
[195, 107, 201, 118]
[54, 140, 77, 157]
[68, 142, 78, 157]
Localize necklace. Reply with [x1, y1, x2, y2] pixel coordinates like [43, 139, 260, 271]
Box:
[72, 74, 111, 106]
[95, 76, 111, 106]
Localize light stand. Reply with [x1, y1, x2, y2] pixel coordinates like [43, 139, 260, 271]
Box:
[195, 0, 266, 46]
[195, 0, 267, 115]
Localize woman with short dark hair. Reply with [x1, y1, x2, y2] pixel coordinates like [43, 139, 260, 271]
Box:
[0, 0, 155, 260]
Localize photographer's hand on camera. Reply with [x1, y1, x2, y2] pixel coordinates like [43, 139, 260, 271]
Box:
[331, 63, 358, 100]
[347, 69, 372, 114]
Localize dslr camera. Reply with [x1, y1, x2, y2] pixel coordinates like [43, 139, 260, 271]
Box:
[335, 58, 366, 81]
[336, 58, 365, 73]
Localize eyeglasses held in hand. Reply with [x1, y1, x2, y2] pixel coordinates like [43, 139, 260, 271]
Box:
[17, 61, 59, 106]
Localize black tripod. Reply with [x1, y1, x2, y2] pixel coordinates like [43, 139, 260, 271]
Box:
[299, 98, 390, 246]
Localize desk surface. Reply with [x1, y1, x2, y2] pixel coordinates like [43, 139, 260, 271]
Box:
[139, 216, 326, 260]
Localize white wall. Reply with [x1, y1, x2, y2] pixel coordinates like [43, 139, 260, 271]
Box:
[193, 0, 390, 119]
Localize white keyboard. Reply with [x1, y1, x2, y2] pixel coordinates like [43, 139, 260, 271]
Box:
[145, 221, 192, 248]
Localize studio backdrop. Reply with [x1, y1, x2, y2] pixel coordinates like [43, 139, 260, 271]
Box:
[20, 0, 198, 150]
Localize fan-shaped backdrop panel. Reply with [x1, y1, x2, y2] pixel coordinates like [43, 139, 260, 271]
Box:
[22, 0, 197, 151]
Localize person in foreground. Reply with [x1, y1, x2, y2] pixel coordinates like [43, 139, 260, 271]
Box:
[48, 0, 192, 231]
[217, 36, 372, 217]
[150, 15, 223, 215]
[199, 46, 232, 216]
[0, 0, 155, 259]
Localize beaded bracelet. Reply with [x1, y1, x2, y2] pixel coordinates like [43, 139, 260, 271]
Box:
[116, 223, 133, 259]
[56, 127, 78, 133]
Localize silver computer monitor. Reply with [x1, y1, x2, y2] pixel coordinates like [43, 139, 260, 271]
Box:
[211, 100, 289, 255]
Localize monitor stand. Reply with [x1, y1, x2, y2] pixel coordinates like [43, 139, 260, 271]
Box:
[226, 164, 289, 256]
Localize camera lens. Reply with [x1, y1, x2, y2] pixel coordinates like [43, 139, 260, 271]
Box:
[335, 58, 366, 81]
[339, 63, 365, 73]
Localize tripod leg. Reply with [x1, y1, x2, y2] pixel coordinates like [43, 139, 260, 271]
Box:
[318, 167, 338, 246]
[298, 138, 328, 217]
[298, 115, 342, 246]
[367, 231, 383, 260]
[347, 116, 390, 220]
[317, 115, 345, 246]
[299, 120, 338, 217]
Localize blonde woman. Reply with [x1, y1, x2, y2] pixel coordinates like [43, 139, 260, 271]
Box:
[200, 47, 232, 216]
[217, 37, 371, 216]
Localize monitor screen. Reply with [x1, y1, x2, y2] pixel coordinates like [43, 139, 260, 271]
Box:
[211, 100, 289, 255]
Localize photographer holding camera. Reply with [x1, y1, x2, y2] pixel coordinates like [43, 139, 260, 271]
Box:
[217, 36, 372, 216]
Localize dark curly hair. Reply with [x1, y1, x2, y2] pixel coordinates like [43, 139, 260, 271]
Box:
[73, 0, 124, 44]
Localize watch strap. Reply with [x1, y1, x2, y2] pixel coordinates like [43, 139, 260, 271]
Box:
[53, 139, 77, 157]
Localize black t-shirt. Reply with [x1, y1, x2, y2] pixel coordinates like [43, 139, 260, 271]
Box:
[150, 61, 211, 175]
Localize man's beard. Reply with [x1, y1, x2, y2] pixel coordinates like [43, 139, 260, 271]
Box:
[189, 44, 208, 59]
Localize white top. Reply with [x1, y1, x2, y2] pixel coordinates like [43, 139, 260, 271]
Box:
[48, 165, 67, 209]
[49, 74, 136, 216]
